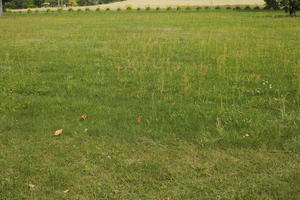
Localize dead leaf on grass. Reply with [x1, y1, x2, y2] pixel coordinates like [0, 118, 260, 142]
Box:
[255, 75, 261, 84]
[54, 129, 63, 136]
[136, 116, 142, 124]
[28, 184, 35, 190]
[80, 113, 88, 121]
[162, 197, 171, 200]
[63, 189, 70, 194]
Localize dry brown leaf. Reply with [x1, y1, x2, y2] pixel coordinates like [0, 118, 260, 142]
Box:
[136, 116, 142, 124]
[80, 113, 88, 121]
[54, 129, 63, 136]
[162, 197, 171, 200]
[28, 184, 35, 190]
[255, 75, 261, 84]
[63, 189, 70, 194]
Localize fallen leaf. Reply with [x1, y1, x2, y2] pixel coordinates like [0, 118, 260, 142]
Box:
[28, 184, 35, 190]
[63, 189, 69, 194]
[80, 113, 88, 120]
[255, 75, 261, 84]
[162, 197, 171, 200]
[136, 116, 142, 123]
[54, 129, 63, 136]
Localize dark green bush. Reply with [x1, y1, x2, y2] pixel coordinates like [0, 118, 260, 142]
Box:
[244, 5, 251, 10]
[253, 6, 261, 10]
[185, 6, 191, 10]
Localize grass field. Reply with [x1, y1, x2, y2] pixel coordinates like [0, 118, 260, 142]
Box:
[0, 10, 300, 199]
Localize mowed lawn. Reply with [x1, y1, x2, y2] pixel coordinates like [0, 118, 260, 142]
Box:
[0, 10, 299, 199]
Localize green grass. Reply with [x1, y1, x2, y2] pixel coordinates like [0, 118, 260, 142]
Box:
[0, 10, 299, 199]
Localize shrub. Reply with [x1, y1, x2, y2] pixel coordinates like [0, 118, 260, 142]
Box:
[185, 5, 191, 10]
[96, 7, 100, 11]
[46, 8, 51, 12]
[117, 7, 121, 11]
[126, 6, 132, 10]
[85, 8, 90, 11]
[156, 6, 160, 10]
[226, 6, 232, 9]
[35, 9, 39, 13]
[27, 9, 32, 13]
[204, 6, 210, 9]
[215, 6, 221, 9]
[196, 6, 201, 10]
[136, 7, 141, 11]
[253, 6, 261, 10]
[176, 6, 181, 10]
[68, 8, 73, 12]
[244, 5, 251, 10]
[106, 7, 110, 11]
[235, 6, 241, 10]
[145, 6, 151, 10]
[167, 6, 172, 10]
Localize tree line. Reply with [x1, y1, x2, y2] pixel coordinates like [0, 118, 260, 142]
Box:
[2, 0, 123, 9]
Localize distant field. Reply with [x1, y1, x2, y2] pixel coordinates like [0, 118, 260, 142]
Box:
[0, 10, 300, 200]
[12, 0, 265, 11]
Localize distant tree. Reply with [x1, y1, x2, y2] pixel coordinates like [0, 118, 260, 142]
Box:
[265, 0, 300, 15]
[0, 0, 121, 10]
[280, 0, 300, 15]
[264, 0, 280, 9]
[0, 0, 2, 16]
